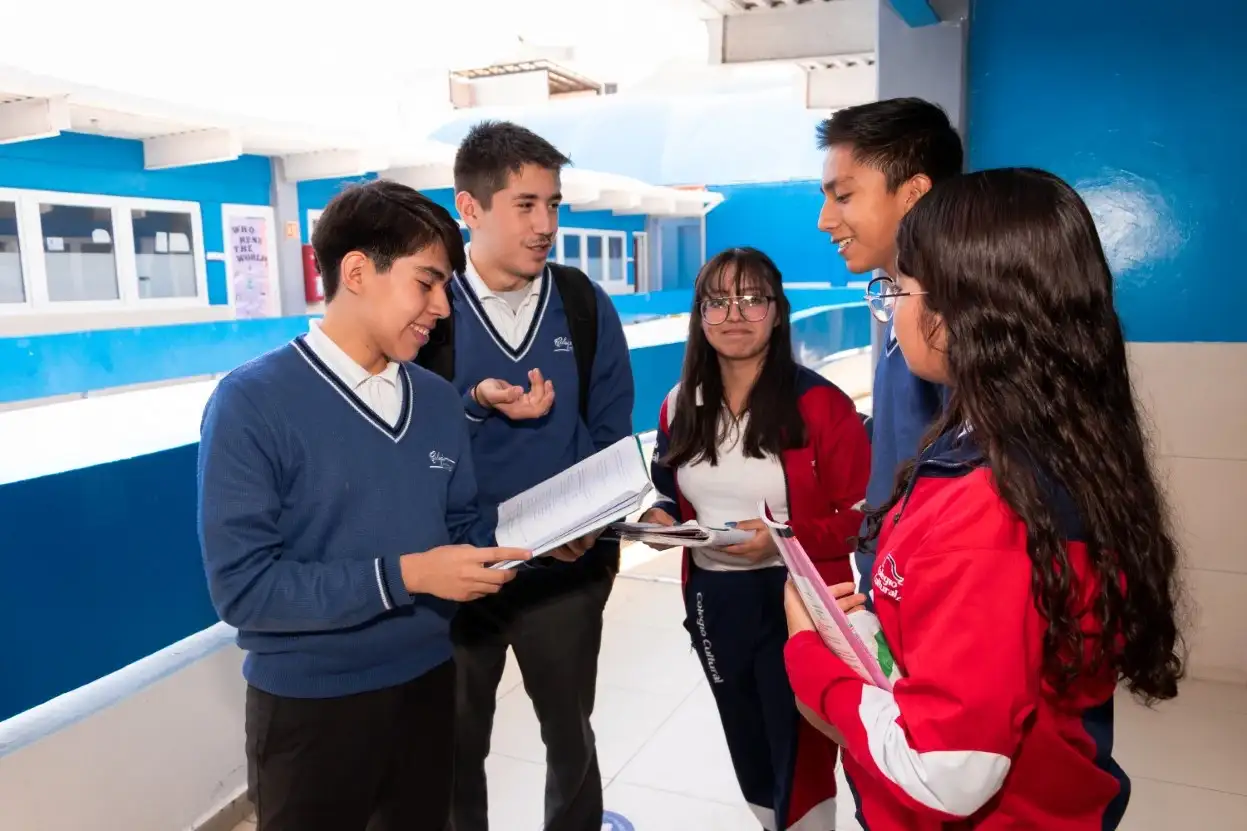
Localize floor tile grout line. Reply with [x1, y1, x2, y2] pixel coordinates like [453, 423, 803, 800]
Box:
[1130, 773, 1247, 799]
[607, 679, 710, 789]
[609, 777, 753, 809]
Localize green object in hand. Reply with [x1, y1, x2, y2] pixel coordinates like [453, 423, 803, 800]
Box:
[876, 631, 896, 679]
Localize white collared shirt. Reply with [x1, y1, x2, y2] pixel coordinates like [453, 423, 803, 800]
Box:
[304, 319, 404, 427]
[462, 246, 544, 350]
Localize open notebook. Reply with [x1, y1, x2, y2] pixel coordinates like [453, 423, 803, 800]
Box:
[491, 436, 653, 570]
[608, 521, 753, 549]
[760, 501, 900, 690]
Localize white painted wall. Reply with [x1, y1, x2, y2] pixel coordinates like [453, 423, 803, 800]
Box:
[0, 304, 234, 337]
[1129, 343, 1247, 684]
[0, 633, 247, 831]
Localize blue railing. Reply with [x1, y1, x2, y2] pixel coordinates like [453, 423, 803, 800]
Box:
[0, 292, 869, 723]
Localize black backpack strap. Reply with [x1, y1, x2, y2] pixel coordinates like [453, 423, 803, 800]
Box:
[548, 263, 598, 421]
[415, 281, 456, 382]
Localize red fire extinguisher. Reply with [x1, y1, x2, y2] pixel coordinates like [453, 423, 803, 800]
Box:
[302, 245, 324, 303]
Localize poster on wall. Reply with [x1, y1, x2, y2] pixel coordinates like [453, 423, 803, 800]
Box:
[229, 217, 272, 319]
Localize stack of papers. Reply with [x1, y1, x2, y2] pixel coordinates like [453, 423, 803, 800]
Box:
[759, 501, 901, 690]
[492, 436, 653, 569]
[608, 521, 753, 549]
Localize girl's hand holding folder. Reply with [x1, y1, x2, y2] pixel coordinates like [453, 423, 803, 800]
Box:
[784, 579, 866, 638]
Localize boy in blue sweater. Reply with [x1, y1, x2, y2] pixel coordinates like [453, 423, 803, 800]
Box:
[444, 122, 635, 831]
[197, 180, 529, 831]
[813, 99, 963, 603]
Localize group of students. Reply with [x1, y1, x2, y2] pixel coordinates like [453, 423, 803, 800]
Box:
[197, 97, 1186, 831]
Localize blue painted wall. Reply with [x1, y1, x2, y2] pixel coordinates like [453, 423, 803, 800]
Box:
[705, 181, 854, 286]
[0, 316, 314, 404]
[0, 133, 273, 306]
[0, 289, 862, 402]
[967, 0, 1245, 342]
[0, 300, 870, 721]
[0, 443, 217, 721]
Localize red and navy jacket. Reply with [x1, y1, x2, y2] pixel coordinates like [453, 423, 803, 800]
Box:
[784, 426, 1130, 830]
[650, 366, 870, 587]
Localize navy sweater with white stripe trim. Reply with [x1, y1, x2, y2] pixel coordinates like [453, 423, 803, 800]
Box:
[452, 272, 635, 509]
[197, 338, 489, 698]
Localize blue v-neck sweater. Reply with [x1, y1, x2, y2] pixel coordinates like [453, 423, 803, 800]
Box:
[197, 338, 490, 698]
[451, 272, 635, 512]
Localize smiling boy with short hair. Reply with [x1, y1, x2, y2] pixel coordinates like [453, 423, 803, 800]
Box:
[198, 179, 529, 831]
[814, 98, 963, 599]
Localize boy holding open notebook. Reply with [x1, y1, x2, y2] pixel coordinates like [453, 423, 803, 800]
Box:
[197, 181, 530, 831]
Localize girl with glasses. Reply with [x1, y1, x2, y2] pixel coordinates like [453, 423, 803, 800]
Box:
[784, 169, 1185, 830]
[643, 247, 870, 830]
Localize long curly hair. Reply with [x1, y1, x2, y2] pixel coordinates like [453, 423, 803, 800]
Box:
[869, 167, 1185, 703]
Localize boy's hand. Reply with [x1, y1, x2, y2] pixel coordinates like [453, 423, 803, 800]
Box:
[549, 531, 600, 563]
[401, 545, 531, 602]
[473, 370, 554, 420]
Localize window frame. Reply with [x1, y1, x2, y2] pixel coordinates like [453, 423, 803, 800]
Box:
[0, 187, 209, 317]
[555, 228, 631, 294]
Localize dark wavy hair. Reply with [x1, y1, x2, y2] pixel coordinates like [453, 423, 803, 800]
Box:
[871, 167, 1185, 703]
[661, 247, 805, 469]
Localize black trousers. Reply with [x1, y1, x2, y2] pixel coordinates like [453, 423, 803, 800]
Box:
[683, 562, 840, 831]
[245, 660, 455, 831]
[450, 548, 618, 831]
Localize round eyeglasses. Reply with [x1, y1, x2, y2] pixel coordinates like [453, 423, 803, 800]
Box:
[700, 295, 774, 325]
[864, 275, 927, 323]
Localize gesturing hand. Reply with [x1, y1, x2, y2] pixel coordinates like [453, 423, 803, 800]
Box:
[473, 369, 555, 421]
[400, 545, 532, 602]
[721, 518, 779, 564]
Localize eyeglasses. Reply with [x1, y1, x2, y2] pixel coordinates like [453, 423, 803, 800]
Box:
[864, 276, 927, 323]
[700, 295, 774, 325]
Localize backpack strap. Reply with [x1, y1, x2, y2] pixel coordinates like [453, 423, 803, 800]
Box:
[548, 263, 598, 422]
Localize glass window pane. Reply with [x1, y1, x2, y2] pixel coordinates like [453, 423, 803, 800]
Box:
[0, 201, 24, 304]
[562, 233, 581, 266]
[42, 204, 119, 302]
[587, 235, 604, 281]
[134, 209, 198, 298]
[607, 236, 625, 281]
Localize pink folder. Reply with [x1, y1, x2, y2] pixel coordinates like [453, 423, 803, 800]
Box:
[760, 502, 893, 690]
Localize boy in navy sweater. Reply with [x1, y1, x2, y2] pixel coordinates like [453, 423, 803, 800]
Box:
[197, 181, 529, 831]
[445, 122, 635, 831]
[813, 99, 963, 603]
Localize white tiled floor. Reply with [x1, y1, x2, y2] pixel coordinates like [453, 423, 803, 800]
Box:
[233, 548, 1247, 830]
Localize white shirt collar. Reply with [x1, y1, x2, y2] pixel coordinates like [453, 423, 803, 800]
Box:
[305, 319, 401, 390]
[463, 244, 543, 303]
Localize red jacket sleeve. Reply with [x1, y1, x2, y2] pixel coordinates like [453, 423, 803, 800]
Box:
[788, 387, 870, 567]
[783, 544, 1042, 821]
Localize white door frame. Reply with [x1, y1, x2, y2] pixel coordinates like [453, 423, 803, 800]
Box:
[221, 204, 282, 318]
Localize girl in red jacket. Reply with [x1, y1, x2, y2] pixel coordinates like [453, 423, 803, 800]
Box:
[644, 247, 870, 830]
[783, 168, 1185, 830]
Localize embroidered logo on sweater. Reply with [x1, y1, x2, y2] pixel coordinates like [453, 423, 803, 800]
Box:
[428, 451, 456, 472]
[553, 336, 574, 353]
[874, 553, 904, 601]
